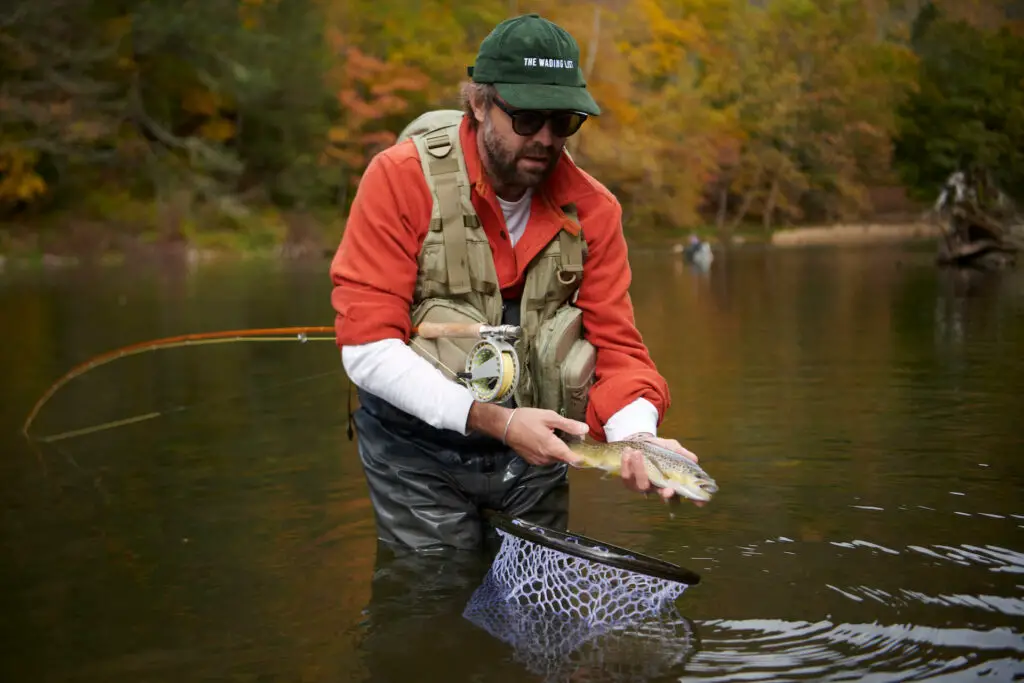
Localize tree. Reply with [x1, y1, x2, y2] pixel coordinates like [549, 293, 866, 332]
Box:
[894, 10, 1024, 203]
[703, 0, 917, 231]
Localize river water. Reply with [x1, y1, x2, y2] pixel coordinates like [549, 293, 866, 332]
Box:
[1, 244, 1021, 682]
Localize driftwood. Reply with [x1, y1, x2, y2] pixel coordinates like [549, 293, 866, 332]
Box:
[937, 235, 1017, 269]
[933, 171, 1021, 270]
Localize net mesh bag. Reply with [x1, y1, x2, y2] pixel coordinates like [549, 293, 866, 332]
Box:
[463, 515, 700, 682]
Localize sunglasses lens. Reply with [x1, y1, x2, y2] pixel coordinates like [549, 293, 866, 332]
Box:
[550, 112, 586, 137]
[502, 100, 588, 138]
[512, 111, 547, 137]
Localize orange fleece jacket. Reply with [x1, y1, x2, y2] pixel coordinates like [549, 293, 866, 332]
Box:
[329, 116, 670, 441]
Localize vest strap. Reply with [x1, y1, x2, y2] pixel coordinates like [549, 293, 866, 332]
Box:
[420, 126, 472, 295]
[437, 174, 471, 295]
[557, 203, 584, 285]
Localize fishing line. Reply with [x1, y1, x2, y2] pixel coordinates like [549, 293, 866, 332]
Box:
[28, 368, 344, 444]
[21, 326, 337, 439]
[409, 338, 461, 380]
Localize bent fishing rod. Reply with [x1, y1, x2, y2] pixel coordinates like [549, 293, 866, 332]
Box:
[22, 322, 521, 443]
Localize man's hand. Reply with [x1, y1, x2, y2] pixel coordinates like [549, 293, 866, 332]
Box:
[618, 433, 706, 507]
[467, 402, 587, 467]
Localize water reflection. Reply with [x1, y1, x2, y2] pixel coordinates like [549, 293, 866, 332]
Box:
[690, 618, 1024, 682]
[2, 247, 1023, 682]
[464, 575, 697, 682]
[356, 544, 499, 682]
[359, 540, 699, 683]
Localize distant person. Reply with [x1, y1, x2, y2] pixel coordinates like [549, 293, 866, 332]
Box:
[328, 13, 704, 552]
[683, 234, 714, 269]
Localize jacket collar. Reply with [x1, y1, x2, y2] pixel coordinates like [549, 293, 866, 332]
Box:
[459, 115, 593, 235]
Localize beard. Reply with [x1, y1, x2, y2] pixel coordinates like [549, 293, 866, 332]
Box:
[481, 114, 561, 190]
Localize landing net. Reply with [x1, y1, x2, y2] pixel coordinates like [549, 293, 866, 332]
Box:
[463, 513, 700, 681]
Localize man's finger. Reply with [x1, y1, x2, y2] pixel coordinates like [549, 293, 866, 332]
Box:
[560, 451, 584, 466]
[551, 414, 589, 438]
[655, 437, 699, 463]
[550, 436, 584, 466]
[619, 451, 635, 486]
[621, 450, 650, 491]
[536, 453, 562, 467]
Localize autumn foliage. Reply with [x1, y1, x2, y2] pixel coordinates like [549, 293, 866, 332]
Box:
[0, 0, 1021, 241]
[324, 39, 430, 171]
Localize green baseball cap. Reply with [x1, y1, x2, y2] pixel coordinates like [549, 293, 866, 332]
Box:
[468, 13, 601, 116]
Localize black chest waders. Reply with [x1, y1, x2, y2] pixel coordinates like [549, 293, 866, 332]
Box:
[353, 299, 570, 552]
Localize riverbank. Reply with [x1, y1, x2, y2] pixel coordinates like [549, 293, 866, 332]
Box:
[0, 233, 333, 272]
[0, 216, 947, 273]
[0, 198, 343, 271]
[769, 222, 941, 247]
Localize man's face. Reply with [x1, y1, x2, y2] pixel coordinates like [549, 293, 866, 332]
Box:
[477, 99, 566, 191]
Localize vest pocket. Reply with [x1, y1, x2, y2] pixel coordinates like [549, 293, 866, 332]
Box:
[416, 242, 448, 300]
[532, 305, 591, 417]
[523, 254, 581, 314]
[409, 298, 487, 382]
[416, 237, 498, 299]
[466, 236, 498, 295]
[560, 338, 596, 423]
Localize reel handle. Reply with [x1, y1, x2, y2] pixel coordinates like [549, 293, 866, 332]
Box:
[414, 322, 521, 340]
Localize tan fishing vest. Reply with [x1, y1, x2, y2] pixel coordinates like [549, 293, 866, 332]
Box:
[398, 111, 596, 420]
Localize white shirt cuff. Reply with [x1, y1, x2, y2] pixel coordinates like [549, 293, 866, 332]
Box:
[603, 397, 659, 442]
[341, 338, 475, 434]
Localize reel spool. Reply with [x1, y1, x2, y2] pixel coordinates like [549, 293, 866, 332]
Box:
[464, 338, 520, 404]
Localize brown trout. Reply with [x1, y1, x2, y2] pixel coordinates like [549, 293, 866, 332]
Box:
[566, 438, 719, 502]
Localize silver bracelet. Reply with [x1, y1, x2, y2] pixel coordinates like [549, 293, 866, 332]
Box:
[502, 408, 518, 444]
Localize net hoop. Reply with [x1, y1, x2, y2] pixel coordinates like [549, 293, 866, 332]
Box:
[484, 511, 701, 586]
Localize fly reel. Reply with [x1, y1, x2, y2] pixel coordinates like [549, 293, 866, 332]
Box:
[463, 327, 522, 404]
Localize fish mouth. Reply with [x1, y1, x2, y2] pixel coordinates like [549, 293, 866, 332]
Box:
[686, 488, 713, 502]
[672, 478, 717, 502]
[667, 483, 712, 502]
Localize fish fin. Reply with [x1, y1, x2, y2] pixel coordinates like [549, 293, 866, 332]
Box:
[645, 460, 667, 488]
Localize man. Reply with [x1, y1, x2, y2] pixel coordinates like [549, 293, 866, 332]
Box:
[329, 13, 703, 553]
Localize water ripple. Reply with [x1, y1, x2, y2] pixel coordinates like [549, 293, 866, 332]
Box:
[908, 543, 1024, 573]
[821, 583, 1024, 619]
[688, 618, 1024, 681]
[900, 590, 1024, 617]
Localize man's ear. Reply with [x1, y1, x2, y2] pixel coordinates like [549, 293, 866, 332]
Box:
[470, 91, 488, 125]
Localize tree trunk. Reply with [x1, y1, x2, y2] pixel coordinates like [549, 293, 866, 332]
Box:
[763, 173, 780, 231]
[337, 173, 349, 210]
[568, 7, 601, 162]
[716, 183, 728, 229]
[729, 167, 763, 231]
[585, 7, 601, 80]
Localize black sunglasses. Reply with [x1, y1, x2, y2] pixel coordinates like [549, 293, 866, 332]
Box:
[493, 98, 588, 138]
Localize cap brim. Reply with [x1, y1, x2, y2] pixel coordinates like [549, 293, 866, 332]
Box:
[495, 82, 601, 116]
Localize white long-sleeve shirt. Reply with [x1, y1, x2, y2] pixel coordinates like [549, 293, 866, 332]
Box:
[340, 187, 659, 442]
